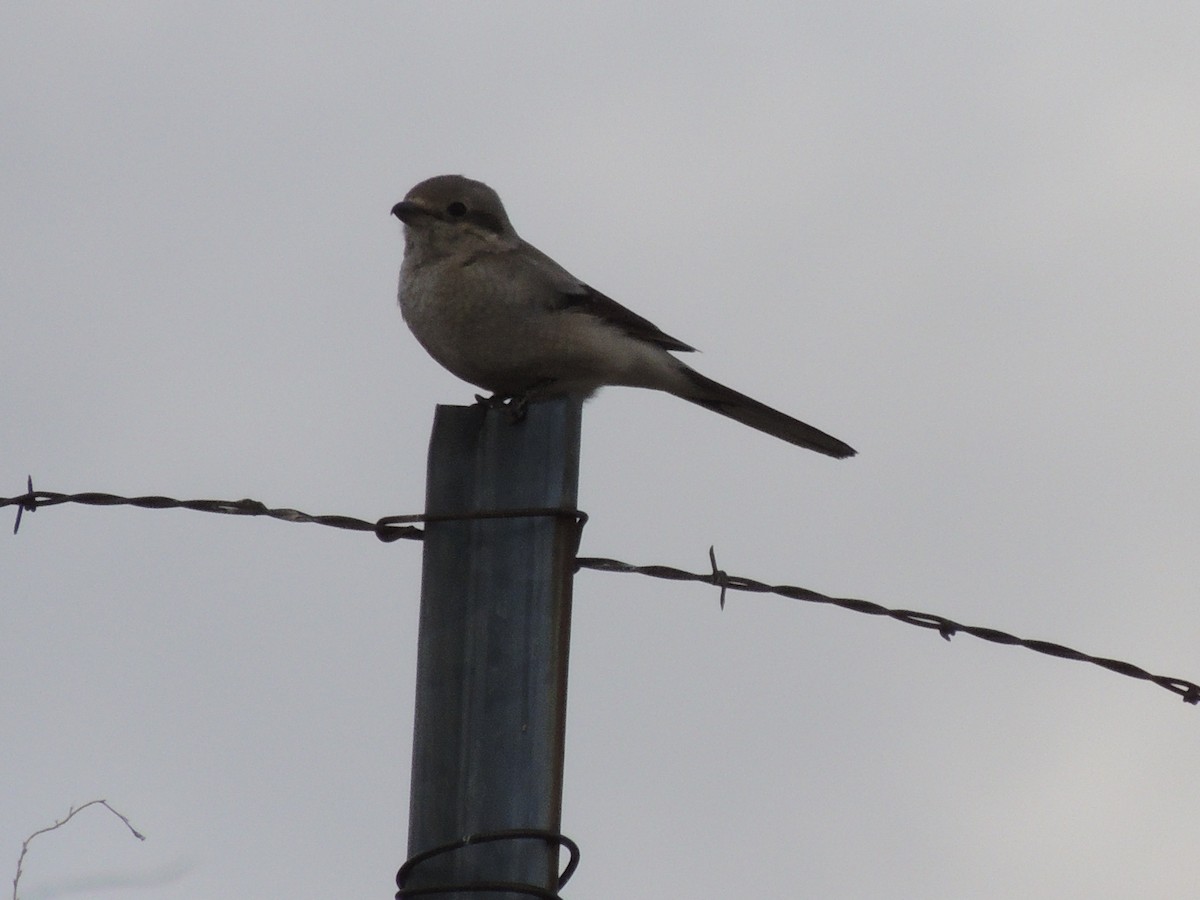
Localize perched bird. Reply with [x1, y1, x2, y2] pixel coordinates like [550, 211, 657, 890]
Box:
[392, 175, 855, 458]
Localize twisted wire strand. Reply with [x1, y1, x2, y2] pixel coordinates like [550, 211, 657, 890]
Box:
[5, 480, 1196, 705]
[575, 553, 1200, 704]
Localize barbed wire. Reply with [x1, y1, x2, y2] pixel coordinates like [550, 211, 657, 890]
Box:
[4, 480, 1197, 706]
[578, 551, 1200, 704]
[4, 477, 426, 542]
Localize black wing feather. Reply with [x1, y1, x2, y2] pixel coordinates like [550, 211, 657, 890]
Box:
[556, 285, 696, 352]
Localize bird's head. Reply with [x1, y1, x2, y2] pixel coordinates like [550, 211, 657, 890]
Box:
[392, 175, 518, 260]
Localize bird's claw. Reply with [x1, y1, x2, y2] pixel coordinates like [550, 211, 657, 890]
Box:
[474, 392, 530, 423]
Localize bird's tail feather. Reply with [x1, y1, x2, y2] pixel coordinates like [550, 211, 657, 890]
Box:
[679, 369, 856, 458]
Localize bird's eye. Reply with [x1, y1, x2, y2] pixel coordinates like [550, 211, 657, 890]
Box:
[446, 201, 467, 218]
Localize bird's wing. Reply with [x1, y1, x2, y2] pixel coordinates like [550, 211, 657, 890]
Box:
[516, 240, 695, 352]
[554, 284, 696, 352]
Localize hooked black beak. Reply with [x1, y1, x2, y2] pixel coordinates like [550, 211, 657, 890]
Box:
[391, 200, 429, 223]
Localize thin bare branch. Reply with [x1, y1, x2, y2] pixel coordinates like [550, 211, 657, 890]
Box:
[12, 800, 145, 900]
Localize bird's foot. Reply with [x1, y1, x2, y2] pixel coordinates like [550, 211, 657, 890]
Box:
[474, 392, 531, 423]
[474, 380, 556, 423]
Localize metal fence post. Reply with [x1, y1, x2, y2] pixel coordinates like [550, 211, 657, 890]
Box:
[401, 397, 582, 897]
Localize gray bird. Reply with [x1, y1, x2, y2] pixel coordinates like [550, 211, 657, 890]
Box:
[392, 175, 855, 458]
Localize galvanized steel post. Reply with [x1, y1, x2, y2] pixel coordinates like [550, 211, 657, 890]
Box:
[402, 398, 582, 896]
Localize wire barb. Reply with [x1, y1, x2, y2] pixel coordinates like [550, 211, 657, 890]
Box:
[3, 483, 1197, 706]
[708, 545, 729, 610]
[12, 475, 34, 534]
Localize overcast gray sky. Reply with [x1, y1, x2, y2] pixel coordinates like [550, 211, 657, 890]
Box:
[4, 4, 1199, 898]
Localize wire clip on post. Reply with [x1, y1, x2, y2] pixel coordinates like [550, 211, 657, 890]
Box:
[396, 829, 580, 899]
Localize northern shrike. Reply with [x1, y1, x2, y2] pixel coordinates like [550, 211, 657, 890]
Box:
[392, 175, 855, 458]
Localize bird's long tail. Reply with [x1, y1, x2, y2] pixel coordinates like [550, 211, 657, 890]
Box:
[678, 369, 856, 458]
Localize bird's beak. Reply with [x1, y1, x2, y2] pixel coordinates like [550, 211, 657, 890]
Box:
[391, 200, 429, 224]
